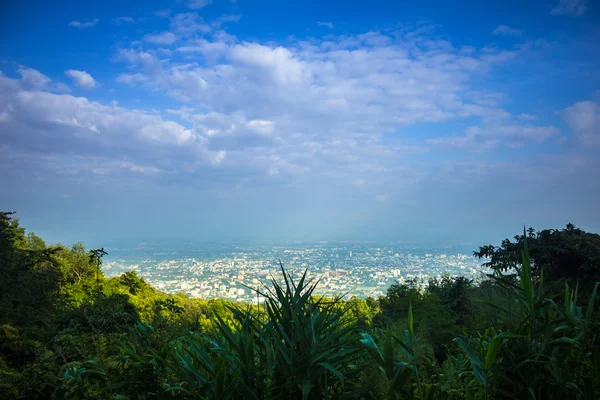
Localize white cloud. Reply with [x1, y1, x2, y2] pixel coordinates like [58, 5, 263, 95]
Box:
[211, 150, 226, 165]
[5, 24, 572, 193]
[112, 16, 135, 24]
[560, 101, 600, 145]
[143, 31, 178, 45]
[317, 21, 334, 29]
[519, 113, 538, 120]
[65, 70, 97, 90]
[108, 24, 547, 182]
[18, 67, 51, 89]
[551, 0, 587, 16]
[492, 25, 522, 37]
[229, 43, 309, 84]
[119, 161, 161, 174]
[170, 13, 211, 36]
[162, 65, 208, 100]
[116, 73, 148, 85]
[427, 123, 559, 151]
[191, 112, 275, 138]
[68, 18, 99, 28]
[177, 38, 230, 59]
[247, 119, 275, 135]
[16, 67, 71, 93]
[53, 82, 72, 93]
[113, 48, 163, 75]
[188, 0, 213, 9]
[90, 161, 161, 175]
[0, 71, 224, 177]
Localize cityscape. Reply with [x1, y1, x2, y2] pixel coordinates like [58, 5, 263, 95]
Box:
[103, 243, 488, 302]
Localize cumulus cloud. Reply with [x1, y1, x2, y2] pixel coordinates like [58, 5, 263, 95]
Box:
[551, 0, 587, 16]
[65, 70, 97, 90]
[560, 101, 600, 145]
[108, 24, 557, 183]
[170, 13, 211, 36]
[519, 113, 538, 120]
[18, 67, 51, 89]
[120, 25, 529, 139]
[68, 18, 99, 28]
[177, 38, 230, 60]
[317, 21, 334, 29]
[17, 67, 70, 93]
[0, 70, 231, 183]
[229, 43, 309, 84]
[162, 65, 208, 100]
[492, 25, 522, 37]
[143, 31, 178, 45]
[113, 48, 163, 75]
[116, 73, 148, 85]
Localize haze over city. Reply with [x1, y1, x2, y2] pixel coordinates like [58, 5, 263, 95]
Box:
[1, 0, 599, 247]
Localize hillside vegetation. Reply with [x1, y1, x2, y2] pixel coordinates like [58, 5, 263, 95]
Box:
[1, 211, 600, 399]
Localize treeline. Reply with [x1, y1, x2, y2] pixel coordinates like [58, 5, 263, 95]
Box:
[1, 211, 599, 399]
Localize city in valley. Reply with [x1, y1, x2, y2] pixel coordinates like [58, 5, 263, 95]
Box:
[103, 243, 487, 303]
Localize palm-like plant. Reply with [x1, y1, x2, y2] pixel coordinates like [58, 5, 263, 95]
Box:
[66, 264, 364, 399]
[359, 324, 413, 397]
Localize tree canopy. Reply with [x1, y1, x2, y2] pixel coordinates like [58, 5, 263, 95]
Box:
[474, 223, 600, 285]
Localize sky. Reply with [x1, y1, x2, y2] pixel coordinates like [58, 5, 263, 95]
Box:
[0, 0, 599, 247]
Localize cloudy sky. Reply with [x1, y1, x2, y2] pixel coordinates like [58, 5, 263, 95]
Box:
[1, 0, 599, 246]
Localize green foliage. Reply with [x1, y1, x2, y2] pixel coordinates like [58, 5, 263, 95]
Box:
[0, 212, 62, 335]
[456, 232, 600, 399]
[1, 212, 599, 399]
[474, 223, 600, 286]
[68, 266, 364, 399]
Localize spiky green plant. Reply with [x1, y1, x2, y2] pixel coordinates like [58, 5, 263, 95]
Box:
[248, 264, 363, 398]
[65, 264, 364, 399]
[357, 301, 433, 399]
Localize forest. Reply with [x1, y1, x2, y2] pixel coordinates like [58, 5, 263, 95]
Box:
[1, 210, 600, 399]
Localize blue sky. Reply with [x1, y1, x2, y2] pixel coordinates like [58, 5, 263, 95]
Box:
[1, 0, 599, 246]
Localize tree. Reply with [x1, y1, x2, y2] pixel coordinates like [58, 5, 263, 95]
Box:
[474, 224, 600, 289]
[0, 212, 61, 333]
[89, 248, 107, 294]
[60, 243, 97, 286]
